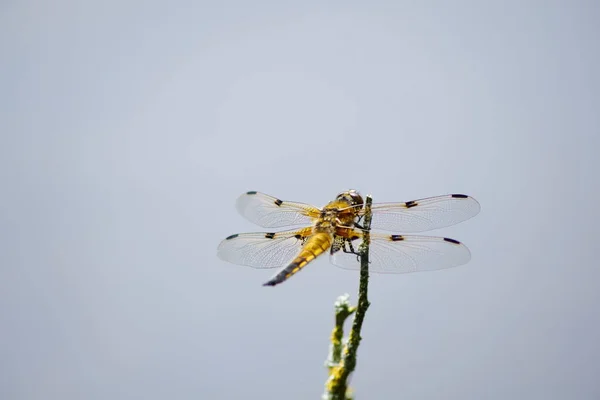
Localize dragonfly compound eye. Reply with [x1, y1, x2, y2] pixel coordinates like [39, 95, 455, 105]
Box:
[336, 190, 364, 207]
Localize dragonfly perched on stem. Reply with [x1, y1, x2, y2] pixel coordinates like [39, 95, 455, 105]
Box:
[217, 190, 480, 286]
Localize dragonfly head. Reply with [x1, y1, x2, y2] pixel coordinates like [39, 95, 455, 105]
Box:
[335, 189, 364, 208]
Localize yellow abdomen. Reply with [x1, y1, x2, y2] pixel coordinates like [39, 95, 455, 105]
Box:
[262, 232, 332, 286]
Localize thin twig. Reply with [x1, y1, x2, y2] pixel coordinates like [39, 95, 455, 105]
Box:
[324, 294, 356, 374]
[324, 195, 373, 400]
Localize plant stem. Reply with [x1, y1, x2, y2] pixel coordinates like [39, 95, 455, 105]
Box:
[324, 195, 373, 400]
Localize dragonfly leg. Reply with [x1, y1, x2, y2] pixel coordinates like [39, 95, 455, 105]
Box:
[342, 240, 361, 262]
[353, 215, 366, 230]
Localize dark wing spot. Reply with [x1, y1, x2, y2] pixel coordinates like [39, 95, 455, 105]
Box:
[274, 198, 283, 206]
[405, 200, 418, 208]
[443, 237, 461, 245]
[265, 232, 276, 239]
[390, 235, 404, 241]
[225, 234, 239, 240]
[246, 191, 258, 195]
[295, 234, 308, 245]
[451, 194, 469, 199]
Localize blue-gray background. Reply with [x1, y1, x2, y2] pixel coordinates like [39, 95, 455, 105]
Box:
[2, 1, 599, 399]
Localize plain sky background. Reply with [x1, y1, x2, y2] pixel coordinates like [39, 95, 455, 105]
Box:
[2, 1, 599, 399]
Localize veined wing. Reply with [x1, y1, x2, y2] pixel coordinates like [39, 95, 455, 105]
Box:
[330, 232, 472, 274]
[235, 191, 321, 228]
[217, 228, 312, 268]
[355, 194, 480, 233]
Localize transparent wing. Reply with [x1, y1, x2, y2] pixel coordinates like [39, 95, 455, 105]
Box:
[217, 228, 311, 269]
[235, 191, 321, 228]
[356, 194, 480, 232]
[330, 232, 472, 274]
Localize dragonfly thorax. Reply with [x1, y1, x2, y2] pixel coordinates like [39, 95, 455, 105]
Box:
[315, 198, 363, 233]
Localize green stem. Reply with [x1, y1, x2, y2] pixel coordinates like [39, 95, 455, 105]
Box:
[324, 195, 373, 400]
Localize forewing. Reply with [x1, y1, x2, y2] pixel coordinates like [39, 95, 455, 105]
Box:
[330, 232, 472, 274]
[217, 229, 311, 269]
[235, 191, 321, 228]
[362, 194, 480, 232]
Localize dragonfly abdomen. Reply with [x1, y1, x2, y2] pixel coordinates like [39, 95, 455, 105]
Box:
[262, 232, 332, 286]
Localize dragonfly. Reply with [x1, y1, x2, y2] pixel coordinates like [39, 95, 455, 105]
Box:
[217, 190, 480, 287]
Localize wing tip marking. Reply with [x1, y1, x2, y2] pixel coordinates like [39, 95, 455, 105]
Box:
[274, 198, 283, 206]
[265, 232, 276, 239]
[443, 237, 461, 245]
[225, 234, 239, 240]
[451, 194, 469, 199]
[246, 191, 258, 195]
[405, 200, 418, 208]
[390, 235, 404, 241]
